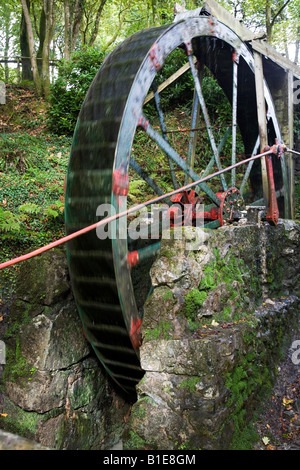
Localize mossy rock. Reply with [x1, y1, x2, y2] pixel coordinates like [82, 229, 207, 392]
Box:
[15, 248, 70, 306]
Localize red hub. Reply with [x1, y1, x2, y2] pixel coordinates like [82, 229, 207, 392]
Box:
[167, 187, 245, 228]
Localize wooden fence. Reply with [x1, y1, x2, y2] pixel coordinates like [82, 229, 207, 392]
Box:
[0, 56, 61, 84]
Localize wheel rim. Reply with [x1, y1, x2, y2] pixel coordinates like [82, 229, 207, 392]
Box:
[65, 16, 287, 394]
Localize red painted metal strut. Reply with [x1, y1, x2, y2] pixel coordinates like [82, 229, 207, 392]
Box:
[264, 141, 286, 226]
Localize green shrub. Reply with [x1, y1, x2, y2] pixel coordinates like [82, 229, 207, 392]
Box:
[48, 47, 107, 135]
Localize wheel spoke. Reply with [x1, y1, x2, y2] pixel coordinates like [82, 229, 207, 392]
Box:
[129, 158, 165, 197]
[151, 81, 179, 189]
[127, 242, 161, 267]
[240, 136, 260, 196]
[187, 52, 227, 192]
[204, 219, 221, 229]
[250, 189, 283, 207]
[185, 90, 200, 185]
[202, 127, 232, 178]
[139, 116, 221, 206]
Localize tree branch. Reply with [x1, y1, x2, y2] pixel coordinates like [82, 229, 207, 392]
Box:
[88, 0, 108, 47]
[271, 0, 291, 27]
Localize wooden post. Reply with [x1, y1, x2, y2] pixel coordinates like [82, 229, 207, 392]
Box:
[144, 58, 197, 105]
[253, 51, 269, 208]
[287, 70, 295, 219]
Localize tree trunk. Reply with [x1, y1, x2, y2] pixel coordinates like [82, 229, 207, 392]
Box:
[151, 0, 158, 25]
[88, 0, 107, 47]
[41, 0, 54, 99]
[20, 0, 33, 82]
[37, 5, 46, 75]
[20, 0, 41, 95]
[64, 0, 70, 60]
[295, 26, 300, 64]
[268, 0, 291, 46]
[71, 0, 83, 51]
[265, 0, 272, 43]
[4, 9, 11, 82]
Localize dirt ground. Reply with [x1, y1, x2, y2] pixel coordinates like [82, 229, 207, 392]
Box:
[253, 337, 300, 451]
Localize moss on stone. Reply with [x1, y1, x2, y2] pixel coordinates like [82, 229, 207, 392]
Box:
[124, 430, 148, 450]
[0, 397, 41, 440]
[160, 249, 174, 259]
[14, 248, 69, 307]
[193, 247, 257, 325]
[184, 289, 207, 321]
[225, 329, 273, 450]
[179, 377, 202, 393]
[199, 248, 244, 292]
[3, 336, 33, 384]
[143, 321, 172, 341]
[163, 290, 174, 301]
[4, 303, 31, 339]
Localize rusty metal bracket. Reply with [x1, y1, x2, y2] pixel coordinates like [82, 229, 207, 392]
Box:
[263, 141, 287, 226]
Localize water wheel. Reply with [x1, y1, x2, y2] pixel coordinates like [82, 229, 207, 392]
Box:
[65, 13, 288, 395]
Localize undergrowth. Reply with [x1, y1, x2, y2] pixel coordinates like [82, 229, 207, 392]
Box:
[0, 87, 72, 267]
[0, 132, 70, 257]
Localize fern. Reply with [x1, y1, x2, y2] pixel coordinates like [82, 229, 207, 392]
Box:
[44, 206, 59, 218]
[18, 203, 41, 215]
[0, 207, 21, 232]
[44, 200, 64, 219]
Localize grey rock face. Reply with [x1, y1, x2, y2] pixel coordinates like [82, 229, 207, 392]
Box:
[0, 248, 131, 450]
[124, 221, 300, 450]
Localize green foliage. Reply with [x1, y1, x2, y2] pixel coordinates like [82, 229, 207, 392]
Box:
[18, 203, 41, 215]
[124, 431, 148, 450]
[184, 288, 207, 321]
[199, 248, 243, 292]
[0, 131, 71, 263]
[0, 206, 20, 232]
[219, 0, 299, 56]
[201, 74, 232, 125]
[48, 47, 106, 135]
[0, 132, 68, 172]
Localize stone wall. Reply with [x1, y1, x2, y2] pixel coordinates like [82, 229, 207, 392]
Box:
[1, 218, 299, 450]
[0, 248, 131, 450]
[123, 218, 300, 450]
